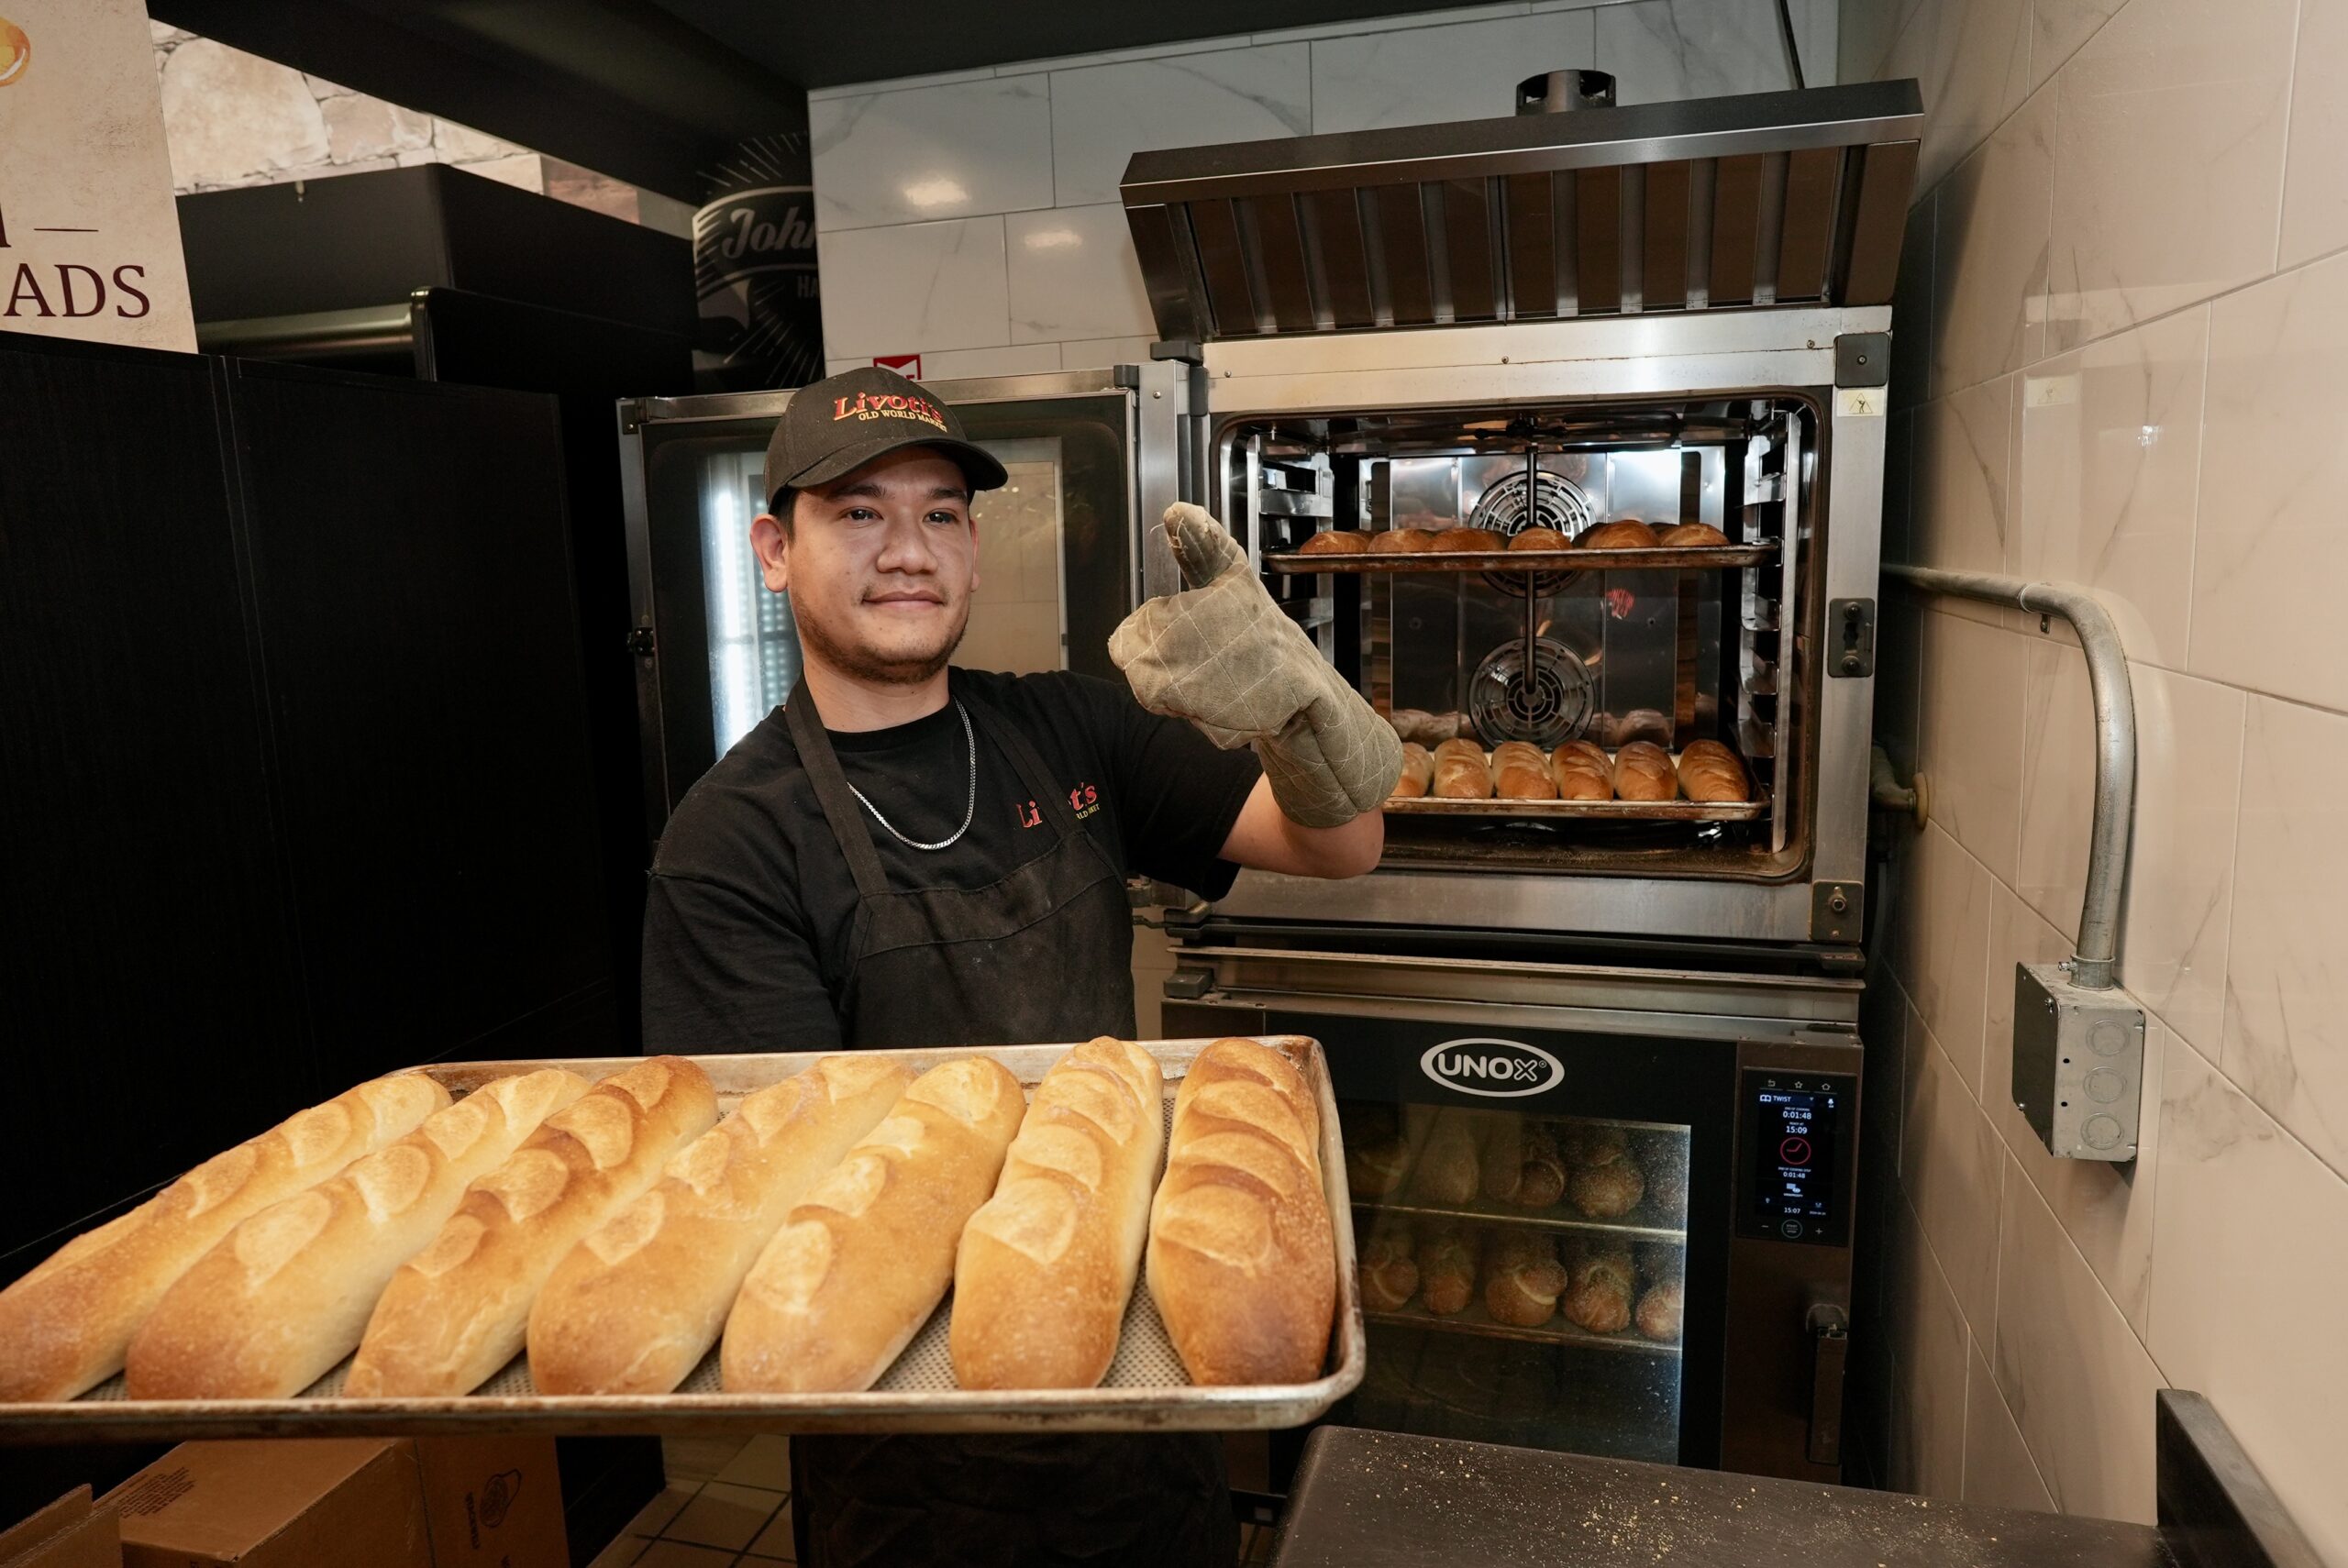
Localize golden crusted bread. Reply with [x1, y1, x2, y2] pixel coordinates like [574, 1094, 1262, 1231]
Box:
[1578, 519, 1660, 550]
[1676, 739, 1752, 803]
[344, 1056, 718, 1397]
[125, 1068, 589, 1401]
[1432, 746, 1493, 800]
[1507, 527, 1572, 551]
[950, 1040, 1166, 1390]
[1483, 1231, 1568, 1328]
[722, 1057, 1024, 1394]
[1431, 526, 1505, 552]
[1390, 743, 1433, 800]
[1367, 527, 1437, 553]
[1296, 530, 1368, 555]
[1612, 741, 1678, 801]
[526, 1055, 913, 1397]
[0, 1072, 449, 1403]
[1656, 522, 1732, 547]
[1146, 1040, 1335, 1386]
[1548, 739, 1614, 801]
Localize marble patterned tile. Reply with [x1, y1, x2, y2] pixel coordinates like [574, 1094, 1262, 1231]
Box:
[1048, 45, 1310, 208]
[2032, 0, 2126, 91]
[1594, 0, 1795, 105]
[1842, 0, 1926, 83]
[2280, 0, 2348, 269]
[1911, 377, 2014, 595]
[2222, 696, 2348, 1177]
[1257, 4, 1531, 47]
[1888, 1192, 1970, 1501]
[1309, 11, 1598, 133]
[2012, 306, 2207, 671]
[2190, 251, 2348, 711]
[1005, 204, 1156, 344]
[1963, 1341, 2056, 1511]
[2043, 0, 2298, 352]
[1884, 0, 2032, 192]
[2150, 1041, 2348, 1566]
[1058, 335, 1158, 367]
[1893, 821, 1993, 1088]
[2015, 636, 2094, 945]
[1890, 196, 1935, 414]
[1988, 1152, 2166, 1523]
[1902, 1019, 2005, 1342]
[914, 343, 1063, 380]
[816, 216, 1009, 359]
[1918, 609, 2025, 886]
[2115, 666, 2243, 1056]
[1929, 86, 2052, 398]
[812, 76, 1052, 231]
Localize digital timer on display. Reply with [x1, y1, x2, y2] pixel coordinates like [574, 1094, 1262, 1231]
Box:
[1741, 1074, 1850, 1243]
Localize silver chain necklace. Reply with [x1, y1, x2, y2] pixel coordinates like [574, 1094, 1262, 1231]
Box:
[847, 700, 978, 851]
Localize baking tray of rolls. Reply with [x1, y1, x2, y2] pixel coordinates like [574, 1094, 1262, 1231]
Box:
[0, 1036, 1362, 1442]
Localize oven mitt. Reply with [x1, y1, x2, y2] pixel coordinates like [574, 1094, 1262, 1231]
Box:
[1110, 502, 1402, 828]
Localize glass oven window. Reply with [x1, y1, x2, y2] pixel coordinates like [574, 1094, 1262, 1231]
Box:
[1342, 1101, 1690, 1463]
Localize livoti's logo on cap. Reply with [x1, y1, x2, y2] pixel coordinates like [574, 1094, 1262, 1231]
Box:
[832, 390, 948, 434]
[1420, 1037, 1564, 1099]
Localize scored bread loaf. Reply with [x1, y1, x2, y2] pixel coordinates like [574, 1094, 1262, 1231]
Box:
[1612, 741, 1678, 802]
[1368, 527, 1437, 554]
[1507, 526, 1572, 551]
[525, 1055, 912, 1397]
[126, 1068, 589, 1401]
[1432, 745, 1493, 800]
[1491, 741, 1558, 801]
[1416, 1228, 1476, 1316]
[344, 1056, 718, 1397]
[1483, 1231, 1568, 1328]
[1358, 1226, 1419, 1312]
[1549, 739, 1614, 801]
[0, 1072, 449, 1404]
[950, 1039, 1165, 1390]
[1431, 526, 1505, 552]
[1296, 530, 1368, 555]
[724, 1056, 1024, 1394]
[1656, 522, 1732, 547]
[1676, 739, 1751, 803]
[1578, 519, 1659, 550]
[1390, 742, 1434, 800]
[1147, 1039, 1335, 1386]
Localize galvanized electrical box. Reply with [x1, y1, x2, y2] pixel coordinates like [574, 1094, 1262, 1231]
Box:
[2011, 962, 2147, 1160]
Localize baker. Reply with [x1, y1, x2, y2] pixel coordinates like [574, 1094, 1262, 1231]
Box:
[638, 365, 1401, 1568]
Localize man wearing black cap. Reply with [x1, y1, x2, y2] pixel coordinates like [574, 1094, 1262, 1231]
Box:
[639, 367, 1401, 1568]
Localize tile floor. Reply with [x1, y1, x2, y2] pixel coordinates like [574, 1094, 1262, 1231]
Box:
[588, 1436, 1280, 1566]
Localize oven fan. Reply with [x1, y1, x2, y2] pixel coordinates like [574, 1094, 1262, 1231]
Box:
[1466, 469, 1597, 596]
[1468, 636, 1592, 750]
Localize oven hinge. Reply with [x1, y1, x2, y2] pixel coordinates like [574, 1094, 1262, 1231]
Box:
[1827, 598, 1876, 678]
[1811, 880, 1863, 944]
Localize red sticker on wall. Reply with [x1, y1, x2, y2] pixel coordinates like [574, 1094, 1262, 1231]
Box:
[872, 353, 922, 379]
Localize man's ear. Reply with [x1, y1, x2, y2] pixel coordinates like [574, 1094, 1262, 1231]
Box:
[749, 512, 790, 593]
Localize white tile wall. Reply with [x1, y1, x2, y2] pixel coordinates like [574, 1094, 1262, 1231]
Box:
[1047, 46, 1310, 207]
[1006, 204, 1156, 344]
[1852, 0, 2348, 1545]
[811, 76, 1053, 231]
[1593, 0, 1798, 105]
[816, 217, 1009, 358]
[1312, 11, 1598, 132]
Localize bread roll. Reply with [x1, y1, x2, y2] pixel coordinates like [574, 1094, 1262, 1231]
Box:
[1146, 1040, 1335, 1386]
[1297, 530, 1368, 555]
[1433, 736, 1483, 763]
[1407, 1109, 1482, 1205]
[1548, 740, 1614, 801]
[0, 1072, 449, 1404]
[1492, 738, 1559, 801]
[127, 1069, 589, 1401]
[1479, 1118, 1524, 1203]
[1482, 1232, 1568, 1329]
[1416, 1229, 1476, 1316]
[1346, 1133, 1412, 1198]
[1607, 708, 1674, 747]
[1368, 527, 1437, 554]
[1390, 743, 1434, 800]
[1507, 527, 1572, 551]
[526, 1055, 912, 1397]
[1637, 1133, 1691, 1217]
[1433, 747, 1493, 800]
[951, 1040, 1166, 1391]
[1358, 1227, 1419, 1312]
[1431, 526, 1504, 552]
[1388, 709, 1436, 745]
[1676, 739, 1751, 803]
[1612, 741, 1678, 802]
[1578, 520, 1659, 550]
[1507, 1127, 1566, 1209]
[1559, 1122, 1630, 1169]
[722, 1057, 1023, 1394]
[1563, 1242, 1635, 1335]
[1635, 1277, 1685, 1343]
[1656, 522, 1731, 547]
[1568, 1157, 1647, 1220]
[345, 1056, 718, 1397]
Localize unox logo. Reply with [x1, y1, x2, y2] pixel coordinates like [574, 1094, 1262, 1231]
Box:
[1420, 1037, 1564, 1099]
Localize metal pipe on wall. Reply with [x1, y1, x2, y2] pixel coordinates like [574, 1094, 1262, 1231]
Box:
[1883, 564, 2136, 990]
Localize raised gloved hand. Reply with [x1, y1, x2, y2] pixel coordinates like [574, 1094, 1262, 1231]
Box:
[1110, 503, 1402, 828]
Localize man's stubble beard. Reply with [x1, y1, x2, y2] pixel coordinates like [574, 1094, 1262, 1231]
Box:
[794, 593, 970, 687]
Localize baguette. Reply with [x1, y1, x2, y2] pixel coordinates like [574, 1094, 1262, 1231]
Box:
[723, 1056, 1024, 1394]
[1676, 739, 1752, 803]
[1296, 530, 1368, 556]
[345, 1056, 718, 1397]
[0, 1072, 449, 1403]
[1432, 749, 1493, 800]
[1368, 527, 1437, 554]
[1579, 519, 1659, 550]
[1612, 741, 1678, 802]
[1492, 740, 1558, 801]
[1147, 1039, 1335, 1386]
[1390, 743, 1434, 800]
[126, 1069, 589, 1401]
[526, 1055, 912, 1397]
[1656, 522, 1732, 547]
[950, 1039, 1165, 1390]
[1549, 740, 1614, 801]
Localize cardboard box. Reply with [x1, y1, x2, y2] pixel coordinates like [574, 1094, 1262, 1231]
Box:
[105, 1440, 429, 1568]
[412, 1439, 567, 1568]
[0, 1485, 121, 1568]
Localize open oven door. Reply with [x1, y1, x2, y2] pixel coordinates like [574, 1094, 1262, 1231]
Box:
[616, 361, 1189, 834]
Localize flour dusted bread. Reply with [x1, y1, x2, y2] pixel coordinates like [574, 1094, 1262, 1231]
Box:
[526, 1055, 912, 1397]
[1492, 740, 1558, 801]
[344, 1056, 717, 1397]
[724, 1056, 1024, 1394]
[1391, 743, 1434, 800]
[1432, 743, 1493, 800]
[0, 1072, 449, 1403]
[126, 1068, 588, 1401]
[950, 1039, 1165, 1390]
[1147, 1039, 1335, 1386]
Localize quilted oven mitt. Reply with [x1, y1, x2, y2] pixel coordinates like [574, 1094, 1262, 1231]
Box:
[1109, 503, 1402, 828]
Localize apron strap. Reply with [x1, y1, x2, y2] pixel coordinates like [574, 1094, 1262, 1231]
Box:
[784, 683, 892, 903]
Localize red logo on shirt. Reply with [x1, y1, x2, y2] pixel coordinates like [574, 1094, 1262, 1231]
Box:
[1017, 782, 1100, 828]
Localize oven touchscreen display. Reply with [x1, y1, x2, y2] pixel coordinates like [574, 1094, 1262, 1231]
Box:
[1752, 1082, 1842, 1240]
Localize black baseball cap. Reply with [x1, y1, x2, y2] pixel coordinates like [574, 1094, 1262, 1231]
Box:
[763, 365, 1007, 511]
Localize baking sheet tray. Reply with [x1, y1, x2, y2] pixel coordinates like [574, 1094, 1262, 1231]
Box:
[0, 1036, 1361, 1443]
[1383, 796, 1765, 822]
[1266, 544, 1778, 574]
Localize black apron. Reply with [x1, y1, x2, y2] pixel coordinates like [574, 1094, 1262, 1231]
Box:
[782, 673, 1235, 1568]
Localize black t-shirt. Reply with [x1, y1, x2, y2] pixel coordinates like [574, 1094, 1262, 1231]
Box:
[641, 668, 1261, 1054]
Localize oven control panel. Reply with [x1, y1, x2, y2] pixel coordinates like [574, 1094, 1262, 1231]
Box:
[1734, 1069, 1856, 1246]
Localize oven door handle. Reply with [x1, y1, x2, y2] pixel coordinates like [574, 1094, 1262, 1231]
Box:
[1805, 1299, 1849, 1467]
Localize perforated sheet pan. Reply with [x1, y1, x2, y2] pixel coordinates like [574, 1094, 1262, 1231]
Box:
[0, 1036, 1360, 1442]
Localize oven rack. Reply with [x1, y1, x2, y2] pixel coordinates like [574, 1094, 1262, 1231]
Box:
[1362, 1297, 1682, 1356]
[1266, 542, 1778, 574]
[1353, 1197, 1685, 1245]
[1383, 796, 1763, 822]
